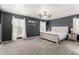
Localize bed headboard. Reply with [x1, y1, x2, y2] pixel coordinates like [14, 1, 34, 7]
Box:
[51, 26, 68, 33]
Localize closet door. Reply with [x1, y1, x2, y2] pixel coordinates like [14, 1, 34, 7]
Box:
[27, 19, 40, 37]
[33, 20, 40, 36]
[32, 20, 38, 36]
[27, 19, 33, 37]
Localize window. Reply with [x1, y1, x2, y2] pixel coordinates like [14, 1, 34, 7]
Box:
[73, 17, 79, 34]
[12, 16, 26, 40]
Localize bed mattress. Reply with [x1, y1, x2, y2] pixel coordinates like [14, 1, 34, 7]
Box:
[42, 31, 67, 41]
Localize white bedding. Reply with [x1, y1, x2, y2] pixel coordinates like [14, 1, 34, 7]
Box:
[43, 31, 67, 41]
[52, 32, 67, 40]
[51, 26, 68, 40]
[42, 26, 68, 41]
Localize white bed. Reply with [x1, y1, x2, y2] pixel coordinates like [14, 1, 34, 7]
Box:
[45, 31, 67, 41]
[40, 26, 68, 44]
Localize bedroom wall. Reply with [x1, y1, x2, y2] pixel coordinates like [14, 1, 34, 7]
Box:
[2, 11, 40, 41]
[0, 11, 1, 23]
[47, 14, 79, 32]
[0, 11, 1, 42]
[0, 24, 1, 42]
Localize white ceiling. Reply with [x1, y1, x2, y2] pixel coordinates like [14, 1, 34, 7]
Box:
[1, 4, 79, 20]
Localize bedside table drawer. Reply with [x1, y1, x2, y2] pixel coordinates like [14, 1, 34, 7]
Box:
[68, 33, 77, 41]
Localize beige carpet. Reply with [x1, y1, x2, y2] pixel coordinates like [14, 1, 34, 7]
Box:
[0, 37, 79, 55]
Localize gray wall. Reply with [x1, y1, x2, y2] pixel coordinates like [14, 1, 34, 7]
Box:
[0, 24, 1, 42]
[47, 14, 79, 32]
[0, 10, 1, 23]
[0, 11, 1, 42]
[2, 11, 40, 41]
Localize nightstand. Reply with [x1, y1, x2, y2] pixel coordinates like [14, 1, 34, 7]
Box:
[68, 33, 77, 41]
